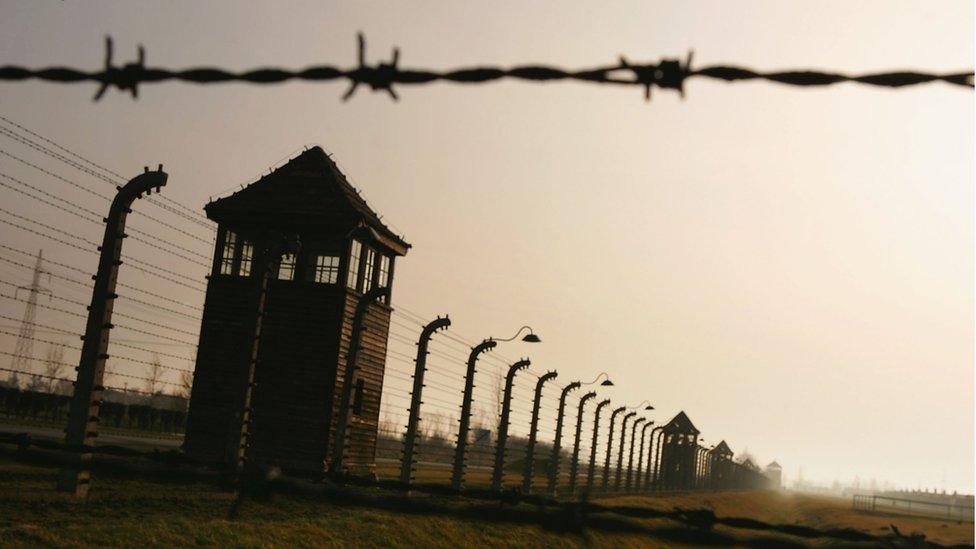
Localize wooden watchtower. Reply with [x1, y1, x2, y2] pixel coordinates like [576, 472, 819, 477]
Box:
[183, 146, 409, 476]
[656, 411, 700, 490]
[708, 440, 734, 489]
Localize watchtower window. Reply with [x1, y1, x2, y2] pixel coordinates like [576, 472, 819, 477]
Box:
[239, 241, 254, 277]
[277, 253, 296, 281]
[352, 379, 365, 415]
[362, 248, 376, 292]
[219, 231, 237, 275]
[313, 255, 340, 284]
[378, 255, 391, 288]
[347, 240, 362, 290]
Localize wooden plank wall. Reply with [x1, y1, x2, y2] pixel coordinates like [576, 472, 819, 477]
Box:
[184, 277, 259, 465]
[246, 281, 345, 473]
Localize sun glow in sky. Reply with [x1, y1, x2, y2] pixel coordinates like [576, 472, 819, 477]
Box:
[0, 1, 972, 492]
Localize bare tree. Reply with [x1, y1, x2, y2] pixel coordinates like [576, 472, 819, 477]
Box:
[6, 371, 20, 389]
[147, 353, 163, 395]
[491, 370, 505, 433]
[25, 372, 45, 392]
[178, 369, 193, 400]
[43, 342, 66, 394]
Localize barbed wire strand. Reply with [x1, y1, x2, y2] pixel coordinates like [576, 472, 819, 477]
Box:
[0, 34, 969, 103]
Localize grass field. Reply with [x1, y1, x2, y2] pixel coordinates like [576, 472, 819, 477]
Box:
[0, 454, 971, 548]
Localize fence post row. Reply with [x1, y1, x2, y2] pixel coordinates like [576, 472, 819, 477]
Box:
[57, 166, 167, 498]
[567, 391, 596, 494]
[400, 315, 451, 487]
[451, 338, 497, 492]
[586, 399, 610, 492]
[602, 406, 626, 493]
[490, 358, 530, 492]
[626, 417, 645, 491]
[615, 411, 636, 491]
[522, 370, 557, 494]
[331, 285, 390, 475]
[547, 380, 581, 496]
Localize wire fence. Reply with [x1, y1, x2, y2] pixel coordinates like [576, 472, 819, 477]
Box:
[0, 34, 971, 102]
[0, 113, 772, 500]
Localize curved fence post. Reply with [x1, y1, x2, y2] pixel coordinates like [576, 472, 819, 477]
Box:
[615, 411, 636, 491]
[652, 428, 665, 490]
[567, 391, 596, 494]
[491, 358, 530, 492]
[399, 316, 451, 487]
[635, 420, 653, 490]
[58, 166, 167, 497]
[546, 380, 581, 496]
[522, 370, 557, 494]
[626, 417, 645, 491]
[645, 426, 663, 491]
[586, 399, 610, 492]
[331, 285, 389, 475]
[451, 339, 497, 492]
[602, 406, 625, 493]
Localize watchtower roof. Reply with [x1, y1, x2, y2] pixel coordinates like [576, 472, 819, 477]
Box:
[710, 440, 733, 456]
[205, 146, 410, 255]
[767, 461, 782, 469]
[661, 411, 700, 435]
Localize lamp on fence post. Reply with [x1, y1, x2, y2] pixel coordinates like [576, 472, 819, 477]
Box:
[546, 379, 581, 497]
[586, 399, 611, 492]
[567, 391, 596, 494]
[522, 370, 557, 494]
[451, 326, 539, 493]
[602, 406, 625, 493]
[490, 359, 531, 492]
[399, 315, 451, 488]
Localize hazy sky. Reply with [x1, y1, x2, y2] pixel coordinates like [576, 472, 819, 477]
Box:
[0, 1, 972, 492]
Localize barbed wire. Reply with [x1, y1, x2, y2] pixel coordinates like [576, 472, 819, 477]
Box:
[0, 35, 970, 103]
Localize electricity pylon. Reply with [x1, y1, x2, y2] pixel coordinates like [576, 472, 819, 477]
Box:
[8, 249, 51, 386]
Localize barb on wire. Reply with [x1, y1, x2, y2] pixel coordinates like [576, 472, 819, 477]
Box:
[0, 33, 970, 103]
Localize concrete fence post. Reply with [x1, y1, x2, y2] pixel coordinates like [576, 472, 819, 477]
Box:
[331, 285, 389, 476]
[635, 420, 653, 490]
[451, 339, 496, 492]
[650, 427, 665, 491]
[546, 380, 581, 496]
[522, 370, 557, 494]
[614, 411, 636, 491]
[602, 406, 626, 493]
[399, 316, 451, 487]
[586, 399, 610, 492]
[567, 391, 596, 494]
[58, 166, 167, 498]
[626, 417, 645, 491]
[490, 358, 530, 492]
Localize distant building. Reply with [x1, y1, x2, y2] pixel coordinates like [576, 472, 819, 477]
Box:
[655, 411, 700, 490]
[708, 440, 735, 489]
[183, 146, 410, 476]
[765, 460, 782, 488]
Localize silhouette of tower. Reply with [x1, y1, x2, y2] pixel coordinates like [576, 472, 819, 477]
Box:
[8, 250, 50, 386]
